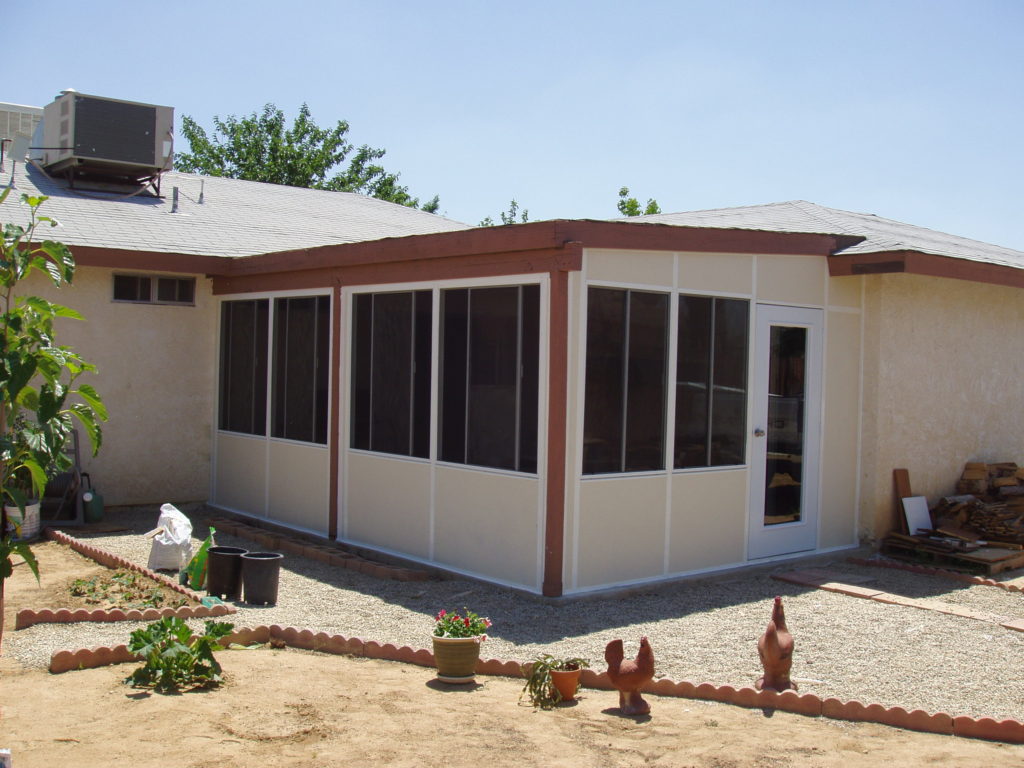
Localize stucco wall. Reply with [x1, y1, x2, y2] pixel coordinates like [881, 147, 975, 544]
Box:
[24, 266, 216, 506]
[859, 273, 1024, 540]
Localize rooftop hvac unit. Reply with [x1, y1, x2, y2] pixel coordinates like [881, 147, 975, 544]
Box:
[41, 92, 173, 183]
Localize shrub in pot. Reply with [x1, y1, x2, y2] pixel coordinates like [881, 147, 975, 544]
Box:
[521, 653, 591, 708]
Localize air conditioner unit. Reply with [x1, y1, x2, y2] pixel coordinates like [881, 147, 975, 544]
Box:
[41, 92, 173, 181]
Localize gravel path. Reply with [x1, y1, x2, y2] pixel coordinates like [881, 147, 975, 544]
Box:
[6, 504, 1024, 721]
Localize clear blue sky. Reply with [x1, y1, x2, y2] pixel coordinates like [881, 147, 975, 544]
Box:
[7, 0, 1024, 249]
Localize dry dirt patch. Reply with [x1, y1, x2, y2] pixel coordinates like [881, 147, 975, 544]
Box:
[2, 650, 1023, 767]
[2, 539, 1024, 766]
[3, 540, 200, 620]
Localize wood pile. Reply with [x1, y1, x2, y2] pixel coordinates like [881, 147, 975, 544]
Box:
[883, 462, 1024, 574]
[939, 462, 1024, 545]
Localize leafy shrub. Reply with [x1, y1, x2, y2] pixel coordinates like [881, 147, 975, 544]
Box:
[520, 653, 590, 709]
[125, 616, 234, 692]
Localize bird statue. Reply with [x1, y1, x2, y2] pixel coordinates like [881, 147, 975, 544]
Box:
[756, 596, 797, 692]
[604, 636, 655, 715]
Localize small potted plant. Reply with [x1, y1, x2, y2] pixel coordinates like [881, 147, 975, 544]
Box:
[431, 608, 492, 684]
[521, 653, 591, 708]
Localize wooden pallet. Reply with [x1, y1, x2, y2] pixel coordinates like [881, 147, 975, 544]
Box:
[881, 538, 1024, 575]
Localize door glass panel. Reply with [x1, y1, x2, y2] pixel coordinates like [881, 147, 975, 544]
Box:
[764, 325, 806, 525]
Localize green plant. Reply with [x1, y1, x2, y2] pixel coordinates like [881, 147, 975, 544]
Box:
[125, 616, 235, 692]
[70, 569, 186, 610]
[433, 608, 492, 639]
[520, 653, 591, 709]
[1, 190, 107, 650]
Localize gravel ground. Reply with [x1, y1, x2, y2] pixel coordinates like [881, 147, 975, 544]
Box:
[6, 504, 1024, 721]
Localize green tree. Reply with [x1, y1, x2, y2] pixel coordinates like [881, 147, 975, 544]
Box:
[617, 186, 661, 217]
[1, 190, 107, 650]
[479, 199, 529, 226]
[175, 103, 440, 213]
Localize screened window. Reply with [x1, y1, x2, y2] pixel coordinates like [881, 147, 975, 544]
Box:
[675, 296, 749, 468]
[439, 285, 539, 472]
[113, 274, 195, 305]
[219, 299, 269, 435]
[582, 288, 669, 474]
[272, 296, 331, 444]
[350, 291, 432, 457]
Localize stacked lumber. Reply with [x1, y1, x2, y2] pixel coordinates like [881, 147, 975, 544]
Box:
[934, 461, 1024, 545]
[955, 461, 1024, 501]
[883, 463, 1024, 574]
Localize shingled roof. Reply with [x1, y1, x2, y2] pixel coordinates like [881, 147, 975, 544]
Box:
[621, 200, 1024, 271]
[2, 162, 469, 258]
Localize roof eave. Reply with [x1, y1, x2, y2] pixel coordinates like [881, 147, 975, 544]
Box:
[828, 249, 1024, 289]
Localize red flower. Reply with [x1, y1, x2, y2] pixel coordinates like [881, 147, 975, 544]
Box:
[464, 617, 471, 627]
[436, 609, 446, 620]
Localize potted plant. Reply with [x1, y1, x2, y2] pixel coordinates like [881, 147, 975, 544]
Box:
[1, 190, 107, 652]
[2, 417, 42, 542]
[431, 608, 492, 684]
[521, 653, 591, 708]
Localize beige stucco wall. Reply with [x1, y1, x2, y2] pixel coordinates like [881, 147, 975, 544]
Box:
[25, 266, 216, 506]
[859, 273, 1024, 540]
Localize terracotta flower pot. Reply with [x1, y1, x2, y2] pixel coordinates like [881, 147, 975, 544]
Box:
[432, 635, 482, 684]
[550, 668, 581, 702]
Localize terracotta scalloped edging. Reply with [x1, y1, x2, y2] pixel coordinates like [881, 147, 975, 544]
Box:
[208, 517, 431, 583]
[846, 556, 1024, 593]
[16, 528, 238, 629]
[47, 625, 1024, 744]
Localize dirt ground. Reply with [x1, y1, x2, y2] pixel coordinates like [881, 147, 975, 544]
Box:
[3, 542, 200, 615]
[2, 543, 1024, 767]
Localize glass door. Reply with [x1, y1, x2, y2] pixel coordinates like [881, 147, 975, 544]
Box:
[748, 305, 822, 559]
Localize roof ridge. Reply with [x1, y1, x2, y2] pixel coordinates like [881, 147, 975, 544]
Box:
[785, 200, 864, 237]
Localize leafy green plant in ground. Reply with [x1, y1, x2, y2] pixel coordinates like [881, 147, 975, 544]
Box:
[70, 569, 187, 610]
[126, 617, 234, 692]
[521, 654, 591, 709]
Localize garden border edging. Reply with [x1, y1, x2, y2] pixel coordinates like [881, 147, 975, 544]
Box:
[15, 528, 237, 629]
[48, 624, 1024, 745]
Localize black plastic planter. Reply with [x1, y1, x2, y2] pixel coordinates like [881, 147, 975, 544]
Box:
[205, 546, 248, 600]
[241, 552, 284, 605]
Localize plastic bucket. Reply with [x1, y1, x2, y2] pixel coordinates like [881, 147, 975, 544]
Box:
[205, 546, 249, 600]
[4, 502, 40, 542]
[241, 552, 284, 605]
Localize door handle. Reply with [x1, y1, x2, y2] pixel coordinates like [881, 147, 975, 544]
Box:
[753, 428, 766, 437]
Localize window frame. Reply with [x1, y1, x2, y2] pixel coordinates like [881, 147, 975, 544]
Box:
[345, 274, 547, 478]
[581, 286, 671, 476]
[674, 294, 750, 470]
[216, 290, 333, 445]
[581, 283, 753, 478]
[113, 273, 196, 306]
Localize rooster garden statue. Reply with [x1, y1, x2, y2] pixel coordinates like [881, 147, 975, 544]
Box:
[604, 636, 655, 715]
[755, 596, 797, 692]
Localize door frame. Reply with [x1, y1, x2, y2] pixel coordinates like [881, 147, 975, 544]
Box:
[747, 304, 823, 560]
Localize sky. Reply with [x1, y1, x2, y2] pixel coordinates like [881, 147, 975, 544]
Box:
[6, 0, 1024, 250]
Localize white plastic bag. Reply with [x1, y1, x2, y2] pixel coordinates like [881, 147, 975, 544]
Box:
[146, 503, 193, 571]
